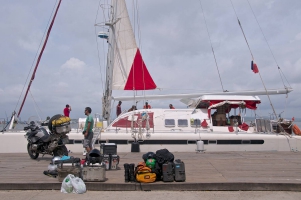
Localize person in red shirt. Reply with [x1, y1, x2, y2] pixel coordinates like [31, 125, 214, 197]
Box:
[169, 104, 175, 109]
[116, 101, 122, 117]
[63, 104, 71, 117]
[143, 102, 151, 109]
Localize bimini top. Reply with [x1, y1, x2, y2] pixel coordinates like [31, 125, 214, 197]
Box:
[199, 95, 261, 110]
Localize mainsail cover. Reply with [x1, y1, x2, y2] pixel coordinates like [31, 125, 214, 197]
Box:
[111, 0, 156, 90]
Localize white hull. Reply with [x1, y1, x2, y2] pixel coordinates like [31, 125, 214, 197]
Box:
[1, 129, 299, 153]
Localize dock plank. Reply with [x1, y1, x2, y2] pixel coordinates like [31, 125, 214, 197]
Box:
[0, 152, 301, 190]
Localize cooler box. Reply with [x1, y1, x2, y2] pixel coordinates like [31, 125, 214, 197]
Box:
[82, 166, 106, 182]
[162, 162, 174, 182]
[174, 160, 186, 182]
[100, 143, 117, 155]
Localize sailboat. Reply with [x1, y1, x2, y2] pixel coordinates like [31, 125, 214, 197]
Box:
[1, 0, 300, 153]
[89, 0, 299, 152]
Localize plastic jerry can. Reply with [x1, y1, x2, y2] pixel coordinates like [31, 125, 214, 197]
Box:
[111, 155, 120, 170]
[174, 160, 186, 182]
[162, 162, 174, 182]
[103, 154, 110, 170]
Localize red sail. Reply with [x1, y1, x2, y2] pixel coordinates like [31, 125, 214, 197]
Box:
[124, 49, 157, 90]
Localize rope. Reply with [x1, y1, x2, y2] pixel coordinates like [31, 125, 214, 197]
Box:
[230, 0, 279, 121]
[246, 0, 291, 89]
[14, 0, 58, 114]
[198, 0, 225, 92]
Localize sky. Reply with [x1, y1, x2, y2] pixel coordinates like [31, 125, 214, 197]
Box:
[0, 0, 300, 122]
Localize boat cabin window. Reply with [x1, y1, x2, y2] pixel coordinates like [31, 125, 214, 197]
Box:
[191, 119, 201, 127]
[165, 119, 175, 127]
[178, 119, 188, 127]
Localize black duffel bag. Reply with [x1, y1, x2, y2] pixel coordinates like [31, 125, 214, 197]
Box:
[154, 149, 174, 165]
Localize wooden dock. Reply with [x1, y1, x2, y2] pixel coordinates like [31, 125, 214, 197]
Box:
[0, 151, 301, 191]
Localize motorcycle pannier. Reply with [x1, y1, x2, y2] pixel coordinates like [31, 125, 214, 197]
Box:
[52, 116, 71, 134]
[82, 166, 106, 182]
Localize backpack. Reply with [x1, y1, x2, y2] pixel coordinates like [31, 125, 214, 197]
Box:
[135, 162, 156, 183]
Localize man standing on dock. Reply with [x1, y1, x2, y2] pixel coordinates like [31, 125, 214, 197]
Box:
[83, 107, 94, 154]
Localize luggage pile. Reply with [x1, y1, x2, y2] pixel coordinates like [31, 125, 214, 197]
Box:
[125, 148, 186, 183]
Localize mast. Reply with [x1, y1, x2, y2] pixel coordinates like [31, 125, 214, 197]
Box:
[102, 0, 118, 122]
[17, 0, 62, 118]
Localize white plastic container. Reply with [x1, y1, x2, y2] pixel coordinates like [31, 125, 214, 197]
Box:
[196, 140, 204, 152]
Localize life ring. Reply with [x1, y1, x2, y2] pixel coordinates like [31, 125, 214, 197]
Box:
[292, 124, 301, 135]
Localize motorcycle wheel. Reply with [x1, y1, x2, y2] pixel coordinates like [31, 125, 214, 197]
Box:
[27, 143, 39, 159]
[53, 145, 68, 157]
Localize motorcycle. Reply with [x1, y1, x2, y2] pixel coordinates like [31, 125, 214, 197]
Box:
[24, 114, 70, 159]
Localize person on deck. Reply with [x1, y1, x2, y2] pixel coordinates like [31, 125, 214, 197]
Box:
[128, 105, 137, 112]
[116, 101, 122, 117]
[169, 104, 175, 109]
[83, 107, 94, 154]
[143, 102, 151, 109]
[63, 104, 71, 117]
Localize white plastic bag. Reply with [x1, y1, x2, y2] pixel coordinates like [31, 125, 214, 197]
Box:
[61, 174, 73, 193]
[71, 176, 86, 194]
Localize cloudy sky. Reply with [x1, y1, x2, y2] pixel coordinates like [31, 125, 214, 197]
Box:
[0, 0, 300, 121]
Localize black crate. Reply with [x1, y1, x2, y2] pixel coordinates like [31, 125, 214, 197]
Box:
[100, 143, 117, 155]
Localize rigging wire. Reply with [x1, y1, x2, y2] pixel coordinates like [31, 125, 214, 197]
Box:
[95, 0, 105, 92]
[198, 0, 225, 92]
[230, 0, 279, 121]
[135, 0, 147, 98]
[246, 0, 291, 118]
[14, 0, 58, 114]
[29, 90, 42, 121]
[246, 0, 291, 89]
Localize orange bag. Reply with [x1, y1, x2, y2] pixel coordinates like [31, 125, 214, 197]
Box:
[135, 162, 156, 183]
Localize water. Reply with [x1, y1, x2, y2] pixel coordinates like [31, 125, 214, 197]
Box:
[1, 119, 79, 132]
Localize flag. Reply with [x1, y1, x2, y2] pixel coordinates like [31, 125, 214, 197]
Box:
[251, 60, 259, 73]
[292, 117, 295, 121]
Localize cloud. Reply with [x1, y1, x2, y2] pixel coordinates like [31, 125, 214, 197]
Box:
[265, 1, 275, 9]
[295, 32, 301, 41]
[61, 57, 86, 70]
